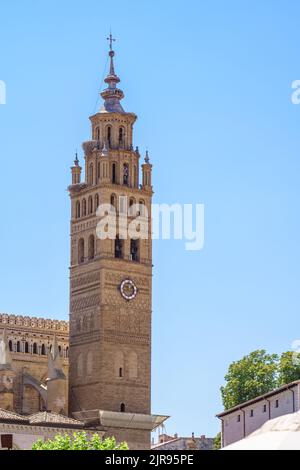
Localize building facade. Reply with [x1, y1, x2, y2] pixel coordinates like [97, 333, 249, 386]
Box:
[216, 381, 300, 447]
[0, 313, 68, 415]
[67, 38, 166, 450]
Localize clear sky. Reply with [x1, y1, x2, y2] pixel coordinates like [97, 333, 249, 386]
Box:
[1, 0, 300, 439]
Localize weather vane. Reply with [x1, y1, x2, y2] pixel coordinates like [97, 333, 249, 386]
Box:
[107, 31, 116, 51]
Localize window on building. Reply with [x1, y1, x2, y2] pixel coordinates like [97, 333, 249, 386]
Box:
[88, 234, 95, 260]
[107, 126, 112, 147]
[110, 194, 116, 210]
[97, 162, 100, 181]
[139, 199, 145, 216]
[88, 196, 93, 214]
[112, 163, 117, 184]
[123, 163, 129, 186]
[33, 343, 38, 355]
[115, 236, 123, 259]
[78, 238, 85, 264]
[237, 414, 241, 422]
[25, 342, 29, 353]
[41, 344, 46, 356]
[250, 409, 254, 417]
[95, 194, 99, 212]
[8, 340, 12, 352]
[119, 368, 123, 378]
[130, 239, 139, 262]
[263, 404, 267, 413]
[96, 127, 100, 140]
[275, 399, 279, 408]
[119, 127, 125, 147]
[76, 201, 81, 219]
[120, 403, 126, 413]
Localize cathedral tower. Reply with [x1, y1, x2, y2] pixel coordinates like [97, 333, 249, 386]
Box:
[68, 36, 166, 449]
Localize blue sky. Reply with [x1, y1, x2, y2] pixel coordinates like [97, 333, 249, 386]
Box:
[1, 0, 300, 438]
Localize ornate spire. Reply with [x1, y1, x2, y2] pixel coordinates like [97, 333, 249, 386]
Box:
[74, 150, 79, 166]
[100, 32, 125, 113]
[47, 335, 66, 381]
[0, 329, 13, 371]
[145, 150, 150, 164]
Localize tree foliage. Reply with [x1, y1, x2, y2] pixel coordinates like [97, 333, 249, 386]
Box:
[221, 349, 300, 410]
[221, 350, 278, 410]
[32, 432, 128, 451]
[213, 432, 221, 450]
[278, 351, 300, 386]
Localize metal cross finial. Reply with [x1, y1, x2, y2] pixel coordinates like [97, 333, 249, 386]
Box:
[107, 31, 116, 51]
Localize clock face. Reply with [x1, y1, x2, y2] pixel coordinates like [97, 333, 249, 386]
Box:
[120, 279, 137, 301]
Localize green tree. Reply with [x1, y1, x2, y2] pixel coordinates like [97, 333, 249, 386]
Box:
[278, 351, 300, 386]
[32, 432, 128, 450]
[213, 432, 221, 450]
[221, 350, 278, 410]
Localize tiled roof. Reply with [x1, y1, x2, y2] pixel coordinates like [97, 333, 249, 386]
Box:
[29, 411, 84, 427]
[0, 409, 28, 422]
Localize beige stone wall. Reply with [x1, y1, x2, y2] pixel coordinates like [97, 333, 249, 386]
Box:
[0, 314, 69, 414]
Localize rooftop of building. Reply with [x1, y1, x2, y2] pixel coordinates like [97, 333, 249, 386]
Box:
[0, 409, 84, 428]
[0, 313, 69, 331]
[216, 380, 300, 418]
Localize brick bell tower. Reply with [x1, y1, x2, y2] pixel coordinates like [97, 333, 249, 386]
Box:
[68, 35, 167, 449]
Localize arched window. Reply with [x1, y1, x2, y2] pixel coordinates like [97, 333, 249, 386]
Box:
[130, 239, 139, 262]
[8, 340, 12, 352]
[115, 235, 123, 259]
[119, 368, 123, 378]
[95, 194, 99, 212]
[119, 127, 125, 147]
[88, 234, 95, 260]
[110, 194, 116, 209]
[41, 344, 46, 356]
[123, 163, 129, 186]
[88, 196, 93, 214]
[97, 162, 100, 181]
[112, 163, 117, 184]
[133, 165, 137, 188]
[25, 341, 29, 353]
[107, 126, 112, 147]
[76, 201, 81, 219]
[139, 200, 145, 216]
[129, 198, 136, 217]
[120, 403, 126, 413]
[82, 199, 87, 217]
[66, 347, 69, 358]
[78, 238, 85, 264]
[33, 343, 38, 355]
[96, 127, 100, 140]
[88, 163, 94, 185]
[16, 341, 21, 353]
[58, 345, 62, 357]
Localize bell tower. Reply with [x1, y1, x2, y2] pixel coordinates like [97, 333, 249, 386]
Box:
[68, 35, 167, 449]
